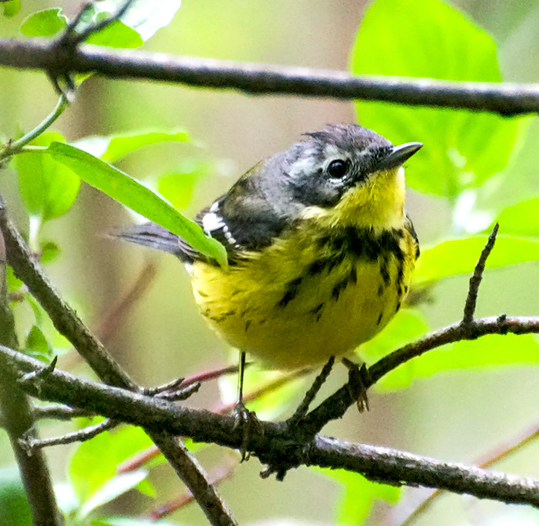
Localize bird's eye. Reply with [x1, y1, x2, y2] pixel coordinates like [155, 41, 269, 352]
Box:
[327, 159, 349, 178]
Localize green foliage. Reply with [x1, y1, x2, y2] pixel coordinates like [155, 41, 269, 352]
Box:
[14, 132, 81, 223]
[351, 0, 531, 199]
[47, 142, 227, 266]
[315, 468, 400, 526]
[68, 425, 154, 521]
[20, 8, 67, 37]
[2, 0, 20, 18]
[0, 467, 32, 526]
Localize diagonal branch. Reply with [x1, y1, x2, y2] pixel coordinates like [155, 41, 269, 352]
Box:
[0, 200, 238, 526]
[1, 38, 539, 115]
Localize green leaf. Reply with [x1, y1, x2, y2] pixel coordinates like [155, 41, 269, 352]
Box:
[415, 236, 539, 285]
[359, 309, 429, 390]
[2, 0, 20, 18]
[351, 0, 527, 198]
[87, 0, 182, 41]
[158, 160, 211, 210]
[48, 142, 227, 266]
[6, 266, 22, 292]
[24, 325, 51, 361]
[92, 517, 178, 526]
[40, 241, 60, 264]
[68, 426, 154, 505]
[14, 133, 81, 222]
[495, 197, 539, 236]
[0, 467, 32, 526]
[73, 129, 191, 163]
[403, 334, 539, 386]
[79, 471, 148, 519]
[20, 8, 68, 37]
[86, 19, 144, 49]
[315, 467, 400, 526]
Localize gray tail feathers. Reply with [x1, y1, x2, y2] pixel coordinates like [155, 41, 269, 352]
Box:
[113, 222, 184, 257]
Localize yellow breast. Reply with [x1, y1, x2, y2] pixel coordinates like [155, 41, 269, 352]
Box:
[189, 221, 417, 371]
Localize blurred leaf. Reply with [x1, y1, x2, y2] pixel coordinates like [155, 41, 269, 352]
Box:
[79, 471, 148, 519]
[6, 266, 22, 292]
[134, 478, 156, 498]
[48, 142, 227, 266]
[2, 0, 20, 18]
[87, 18, 143, 49]
[90, 0, 182, 41]
[20, 8, 67, 36]
[351, 0, 528, 198]
[73, 129, 191, 163]
[40, 241, 60, 264]
[15, 133, 81, 222]
[69, 426, 154, 505]
[495, 197, 539, 236]
[23, 292, 45, 328]
[315, 467, 400, 526]
[24, 325, 51, 361]
[389, 334, 539, 389]
[158, 160, 211, 210]
[0, 467, 32, 526]
[359, 309, 429, 390]
[54, 482, 79, 515]
[415, 236, 539, 285]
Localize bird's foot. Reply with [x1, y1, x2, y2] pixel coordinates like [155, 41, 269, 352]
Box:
[342, 358, 371, 412]
[232, 401, 263, 461]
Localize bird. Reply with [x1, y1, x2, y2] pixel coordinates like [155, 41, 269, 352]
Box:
[117, 124, 422, 419]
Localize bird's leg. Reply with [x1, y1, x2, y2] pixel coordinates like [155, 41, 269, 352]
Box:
[341, 357, 371, 412]
[286, 356, 335, 427]
[232, 351, 261, 461]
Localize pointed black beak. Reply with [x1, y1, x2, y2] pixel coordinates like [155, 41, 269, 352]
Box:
[377, 142, 423, 171]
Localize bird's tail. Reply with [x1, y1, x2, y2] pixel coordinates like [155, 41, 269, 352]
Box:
[112, 222, 183, 257]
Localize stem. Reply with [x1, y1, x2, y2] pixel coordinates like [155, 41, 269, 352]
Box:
[0, 94, 68, 161]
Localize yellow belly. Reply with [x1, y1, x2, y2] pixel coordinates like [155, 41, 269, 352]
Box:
[190, 227, 416, 371]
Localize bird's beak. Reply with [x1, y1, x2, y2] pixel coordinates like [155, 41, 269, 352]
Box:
[377, 142, 423, 171]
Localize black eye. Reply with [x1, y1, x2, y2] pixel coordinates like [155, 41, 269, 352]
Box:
[327, 159, 348, 178]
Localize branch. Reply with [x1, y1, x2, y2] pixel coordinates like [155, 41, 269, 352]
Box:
[1, 38, 539, 115]
[0, 200, 238, 526]
[4, 344, 539, 508]
[0, 224, 62, 525]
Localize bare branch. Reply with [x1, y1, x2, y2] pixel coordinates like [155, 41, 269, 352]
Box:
[5, 343, 539, 508]
[1, 38, 539, 115]
[0, 219, 62, 525]
[19, 418, 118, 453]
[463, 223, 500, 324]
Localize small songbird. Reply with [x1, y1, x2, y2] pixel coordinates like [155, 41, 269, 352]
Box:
[118, 124, 421, 414]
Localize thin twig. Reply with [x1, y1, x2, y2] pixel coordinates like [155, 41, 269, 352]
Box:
[462, 223, 499, 324]
[18, 418, 118, 454]
[2, 39, 539, 115]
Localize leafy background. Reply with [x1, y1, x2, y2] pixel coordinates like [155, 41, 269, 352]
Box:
[1, 0, 539, 525]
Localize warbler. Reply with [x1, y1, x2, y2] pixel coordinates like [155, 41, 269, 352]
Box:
[118, 124, 421, 410]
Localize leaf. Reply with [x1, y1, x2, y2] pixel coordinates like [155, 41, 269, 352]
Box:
[2, 0, 20, 18]
[351, 0, 528, 198]
[495, 197, 539, 236]
[68, 426, 154, 505]
[92, 517, 178, 526]
[48, 142, 227, 266]
[315, 467, 400, 526]
[40, 241, 60, 264]
[86, 0, 182, 41]
[415, 236, 539, 285]
[86, 19, 143, 49]
[20, 8, 68, 37]
[24, 325, 51, 361]
[6, 266, 22, 292]
[79, 471, 148, 519]
[0, 467, 32, 526]
[158, 160, 211, 210]
[14, 133, 81, 222]
[73, 129, 191, 163]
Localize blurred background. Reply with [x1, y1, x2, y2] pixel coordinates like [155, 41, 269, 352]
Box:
[1, 1, 539, 525]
